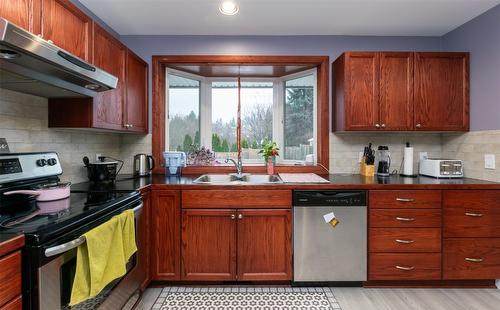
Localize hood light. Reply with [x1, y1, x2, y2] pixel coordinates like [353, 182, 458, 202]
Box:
[85, 84, 100, 90]
[219, 1, 239, 15]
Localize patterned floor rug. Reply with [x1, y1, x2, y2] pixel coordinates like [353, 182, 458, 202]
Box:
[152, 287, 341, 310]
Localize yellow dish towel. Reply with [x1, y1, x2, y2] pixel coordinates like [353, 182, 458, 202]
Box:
[70, 209, 137, 306]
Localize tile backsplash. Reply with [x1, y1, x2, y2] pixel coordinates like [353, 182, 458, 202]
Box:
[1, 88, 500, 182]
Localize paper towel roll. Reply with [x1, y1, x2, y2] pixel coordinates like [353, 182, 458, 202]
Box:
[403, 146, 414, 176]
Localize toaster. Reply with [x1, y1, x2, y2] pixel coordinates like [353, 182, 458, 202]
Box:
[419, 158, 463, 178]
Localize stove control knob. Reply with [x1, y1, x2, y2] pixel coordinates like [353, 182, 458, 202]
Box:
[36, 159, 47, 167]
[47, 158, 57, 166]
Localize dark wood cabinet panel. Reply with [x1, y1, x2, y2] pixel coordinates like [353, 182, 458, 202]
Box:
[379, 52, 413, 130]
[443, 238, 500, 280]
[0, 251, 21, 308]
[369, 228, 441, 253]
[369, 253, 441, 280]
[125, 50, 149, 133]
[138, 191, 150, 290]
[237, 209, 292, 281]
[182, 190, 292, 209]
[443, 190, 500, 238]
[40, 0, 92, 61]
[181, 209, 237, 281]
[414, 52, 469, 131]
[0, 0, 31, 31]
[92, 23, 126, 131]
[370, 190, 442, 209]
[151, 190, 181, 281]
[334, 52, 379, 130]
[369, 208, 441, 228]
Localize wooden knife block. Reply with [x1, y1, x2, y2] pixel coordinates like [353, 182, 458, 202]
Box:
[360, 162, 375, 177]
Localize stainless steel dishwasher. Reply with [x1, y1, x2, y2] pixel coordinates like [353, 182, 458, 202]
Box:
[293, 190, 367, 283]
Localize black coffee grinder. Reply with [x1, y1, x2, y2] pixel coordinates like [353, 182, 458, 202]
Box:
[376, 146, 391, 177]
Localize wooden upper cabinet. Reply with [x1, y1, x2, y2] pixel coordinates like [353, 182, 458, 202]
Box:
[40, 0, 92, 61]
[379, 52, 414, 130]
[334, 52, 379, 130]
[334, 51, 469, 132]
[125, 50, 149, 133]
[414, 52, 469, 131]
[237, 209, 292, 281]
[92, 23, 126, 131]
[0, 0, 33, 31]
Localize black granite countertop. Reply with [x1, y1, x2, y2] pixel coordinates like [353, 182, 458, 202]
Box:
[71, 173, 500, 192]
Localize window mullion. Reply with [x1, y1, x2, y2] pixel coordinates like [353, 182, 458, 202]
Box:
[273, 80, 284, 163]
[200, 78, 212, 149]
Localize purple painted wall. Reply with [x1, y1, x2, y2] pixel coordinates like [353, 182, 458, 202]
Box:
[443, 4, 500, 131]
[120, 35, 442, 129]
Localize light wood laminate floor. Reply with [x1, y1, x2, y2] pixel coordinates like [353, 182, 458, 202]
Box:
[139, 287, 500, 310]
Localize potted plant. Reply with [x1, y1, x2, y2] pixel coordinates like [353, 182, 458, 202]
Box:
[258, 141, 279, 175]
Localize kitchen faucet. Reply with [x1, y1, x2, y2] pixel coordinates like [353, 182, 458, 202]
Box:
[225, 158, 244, 178]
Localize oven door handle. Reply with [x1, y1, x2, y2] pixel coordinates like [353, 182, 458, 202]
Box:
[44, 202, 143, 258]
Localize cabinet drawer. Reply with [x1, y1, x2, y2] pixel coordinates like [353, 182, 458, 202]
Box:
[182, 190, 291, 209]
[443, 190, 500, 238]
[370, 190, 441, 209]
[370, 209, 441, 228]
[369, 253, 441, 280]
[443, 238, 500, 280]
[0, 252, 21, 308]
[369, 228, 441, 253]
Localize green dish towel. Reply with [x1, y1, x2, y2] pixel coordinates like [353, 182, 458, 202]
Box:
[70, 209, 137, 306]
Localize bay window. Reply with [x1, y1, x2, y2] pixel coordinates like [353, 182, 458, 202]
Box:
[165, 67, 317, 165]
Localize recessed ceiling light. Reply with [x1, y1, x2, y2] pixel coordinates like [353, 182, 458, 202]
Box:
[219, 1, 239, 16]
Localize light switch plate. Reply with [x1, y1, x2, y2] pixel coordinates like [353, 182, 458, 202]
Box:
[485, 154, 495, 169]
[419, 152, 428, 161]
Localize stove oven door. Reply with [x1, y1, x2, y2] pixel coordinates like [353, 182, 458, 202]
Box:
[37, 202, 143, 310]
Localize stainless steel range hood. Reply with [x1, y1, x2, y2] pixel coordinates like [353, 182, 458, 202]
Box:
[0, 18, 118, 98]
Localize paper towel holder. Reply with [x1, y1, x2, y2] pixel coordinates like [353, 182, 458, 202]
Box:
[400, 142, 418, 178]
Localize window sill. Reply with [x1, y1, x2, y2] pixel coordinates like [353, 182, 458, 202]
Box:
[174, 164, 328, 175]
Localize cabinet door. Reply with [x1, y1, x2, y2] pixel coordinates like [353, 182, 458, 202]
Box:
[344, 52, 379, 130]
[237, 209, 292, 281]
[40, 0, 92, 61]
[414, 52, 469, 131]
[124, 50, 148, 133]
[92, 23, 126, 130]
[137, 191, 151, 290]
[379, 52, 414, 130]
[181, 209, 237, 281]
[0, 0, 31, 31]
[151, 190, 181, 280]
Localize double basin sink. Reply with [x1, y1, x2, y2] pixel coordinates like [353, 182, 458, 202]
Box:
[193, 174, 283, 184]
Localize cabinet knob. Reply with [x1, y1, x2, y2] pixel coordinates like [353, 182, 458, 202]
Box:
[375, 124, 381, 128]
[381, 123, 386, 128]
[416, 123, 422, 128]
[124, 124, 134, 128]
[238, 214, 243, 220]
[231, 214, 236, 220]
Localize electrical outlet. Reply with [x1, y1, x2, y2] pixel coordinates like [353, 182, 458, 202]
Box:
[419, 152, 428, 161]
[95, 153, 102, 161]
[485, 154, 496, 169]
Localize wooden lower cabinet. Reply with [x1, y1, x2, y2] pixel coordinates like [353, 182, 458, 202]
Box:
[0, 251, 21, 309]
[180, 208, 292, 281]
[237, 209, 292, 281]
[369, 253, 441, 280]
[181, 209, 237, 281]
[369, 228, 441, 253]
[151, 190, 181, 281]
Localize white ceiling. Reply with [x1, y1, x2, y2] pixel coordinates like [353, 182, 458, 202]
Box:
[79, 0, 500, 36]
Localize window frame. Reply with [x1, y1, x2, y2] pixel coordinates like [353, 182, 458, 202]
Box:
[152, 55, 330, 175]
[165, 69, 318, 165]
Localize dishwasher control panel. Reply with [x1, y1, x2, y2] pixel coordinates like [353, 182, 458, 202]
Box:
[293, 190, 367, 206]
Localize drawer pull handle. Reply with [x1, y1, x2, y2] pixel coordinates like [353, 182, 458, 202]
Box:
[396, 217, 415, 222]
[465, 212, 483, 217]
[396, 239, 415, 244]
[395, 265, 415, 271]
[396, 198, 415, 202]
[465, 257, 483, 263]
